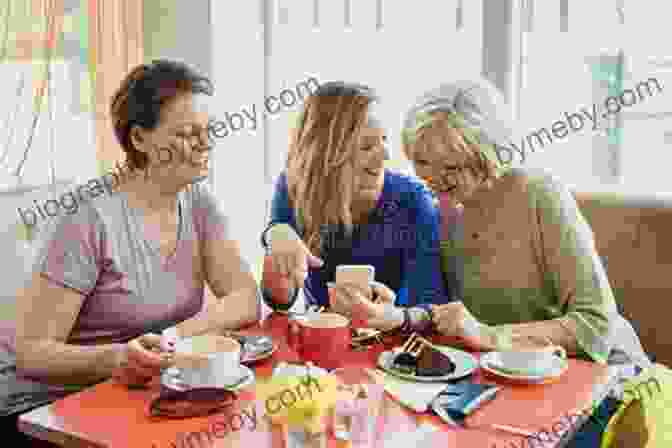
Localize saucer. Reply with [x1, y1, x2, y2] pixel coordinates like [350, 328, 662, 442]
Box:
[161, 365, 255, 393]
[480, 351, 568, 383]
[272, 362, 329, 378]
[241, 342, 278, 364]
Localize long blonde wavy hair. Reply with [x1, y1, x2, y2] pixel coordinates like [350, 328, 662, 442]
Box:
[286, 82, 378, 257]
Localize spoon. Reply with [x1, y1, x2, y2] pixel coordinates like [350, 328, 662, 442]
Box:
[222, 331, 272, 346]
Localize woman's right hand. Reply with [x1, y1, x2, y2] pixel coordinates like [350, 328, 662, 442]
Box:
[267, 224, 324, 290]
[112, 334, 175, 387]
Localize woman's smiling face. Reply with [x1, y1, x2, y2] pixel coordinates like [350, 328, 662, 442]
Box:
[134, 92, 212, 184]
[411, 134, 484, 202]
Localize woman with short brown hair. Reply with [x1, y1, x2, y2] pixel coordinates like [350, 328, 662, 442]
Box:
[2, 60, 260, 446]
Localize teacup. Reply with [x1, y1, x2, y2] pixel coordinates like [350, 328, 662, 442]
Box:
[174, 335, 243, 387]
[492, 346, 567, 376]
[291, 313, 351, 370]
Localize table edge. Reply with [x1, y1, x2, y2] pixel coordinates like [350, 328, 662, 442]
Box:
[18, 406, 107, 448]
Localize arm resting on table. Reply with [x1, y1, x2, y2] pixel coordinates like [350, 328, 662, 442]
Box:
[483, 177, 614, 360]
[177, 226, 261, 338]
[174, 181, 262, 338]
[14, 272, 123, 386]
[175, 286, 259, 338]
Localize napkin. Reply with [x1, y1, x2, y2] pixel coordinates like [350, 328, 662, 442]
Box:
[373, 371, 450, 413]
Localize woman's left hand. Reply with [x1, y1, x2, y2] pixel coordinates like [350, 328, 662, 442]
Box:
[431, 302, 492, 350]
[328, 282, 403, 330]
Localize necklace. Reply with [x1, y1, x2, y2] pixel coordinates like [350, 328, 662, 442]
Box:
[461, 181, 496, 240]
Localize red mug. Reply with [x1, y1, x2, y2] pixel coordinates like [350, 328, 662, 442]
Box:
[292, 313, 351, 370]
[327, 284, 371, 329]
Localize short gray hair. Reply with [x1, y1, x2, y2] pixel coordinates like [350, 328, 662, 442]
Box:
[402, 78, 516, 152]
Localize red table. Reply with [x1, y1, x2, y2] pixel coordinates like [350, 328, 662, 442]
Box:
[18, 314, 615, 448]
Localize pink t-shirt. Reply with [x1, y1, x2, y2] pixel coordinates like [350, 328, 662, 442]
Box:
[26, 181, 230, 348]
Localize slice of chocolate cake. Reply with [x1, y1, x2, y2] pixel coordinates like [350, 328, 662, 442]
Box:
[416, 345, 456, 376]
[391, 352, 417, 375]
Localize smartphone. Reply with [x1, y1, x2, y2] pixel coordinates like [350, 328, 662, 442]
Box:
[431, 381, 501, 426]
[335, 265, 375, 289]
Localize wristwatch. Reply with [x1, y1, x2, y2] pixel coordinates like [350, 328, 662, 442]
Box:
[400, 308, 412, 333]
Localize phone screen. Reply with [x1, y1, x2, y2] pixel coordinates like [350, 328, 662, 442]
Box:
[335, 265, 375, 286]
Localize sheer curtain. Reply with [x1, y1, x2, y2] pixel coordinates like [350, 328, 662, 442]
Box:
[0, 0, 65, 190]
[0, 0, 144, 327]
[0, 0, 144, 215]
[88, 0, 144, 174]
[0, 0, 68, 335]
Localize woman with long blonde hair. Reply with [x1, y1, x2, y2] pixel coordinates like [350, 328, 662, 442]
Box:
[262, 81, 458, 332]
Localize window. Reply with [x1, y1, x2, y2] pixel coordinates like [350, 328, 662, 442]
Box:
[515, 0, 672, 193]
[211, 0, 485, 267]
[262, 0, 484, 178]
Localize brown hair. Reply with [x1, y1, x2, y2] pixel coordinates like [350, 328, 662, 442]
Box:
[286, 81, 378, 257]
[109, 59, 213, 172]
[402, 110, 499, 184]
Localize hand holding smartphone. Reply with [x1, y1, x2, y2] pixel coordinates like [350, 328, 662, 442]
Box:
[331, 265, 376, 328]
[335, 265, 375, 297]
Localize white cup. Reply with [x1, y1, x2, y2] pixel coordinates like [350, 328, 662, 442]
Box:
[494, 346, 567, 375]
[174, 335, 242, 387]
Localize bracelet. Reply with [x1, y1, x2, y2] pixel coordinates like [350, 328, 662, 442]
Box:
[260, 222, 282, 250]
[406, 307, 433, 334]
[400, 308, 412, 333]
[260, 283, 299, 312]
[425, 306, 435, 330]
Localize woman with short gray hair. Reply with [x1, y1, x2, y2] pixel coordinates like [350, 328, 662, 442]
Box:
[401, 78, 649, 369]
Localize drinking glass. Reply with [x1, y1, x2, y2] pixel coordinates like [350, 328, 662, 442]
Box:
[329, 367, 385, 446]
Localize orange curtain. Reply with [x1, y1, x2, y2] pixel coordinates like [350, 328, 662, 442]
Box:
[1, 0, 64, 60]
[88, 0, 144, 174]
[0, 0, 64, 177]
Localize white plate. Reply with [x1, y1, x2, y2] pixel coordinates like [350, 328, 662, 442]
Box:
[161, 365, 255, 392]
[377, 345, 478, 382]
[480, 352, 568, 383]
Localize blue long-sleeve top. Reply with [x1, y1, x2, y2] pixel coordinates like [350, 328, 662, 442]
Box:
[268, 170, 459, 310]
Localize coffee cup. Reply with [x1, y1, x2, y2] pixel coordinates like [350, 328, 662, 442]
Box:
[174, 335, 243, 387]
[492, 346, 567, 376]
[292, 313, 351, 370]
